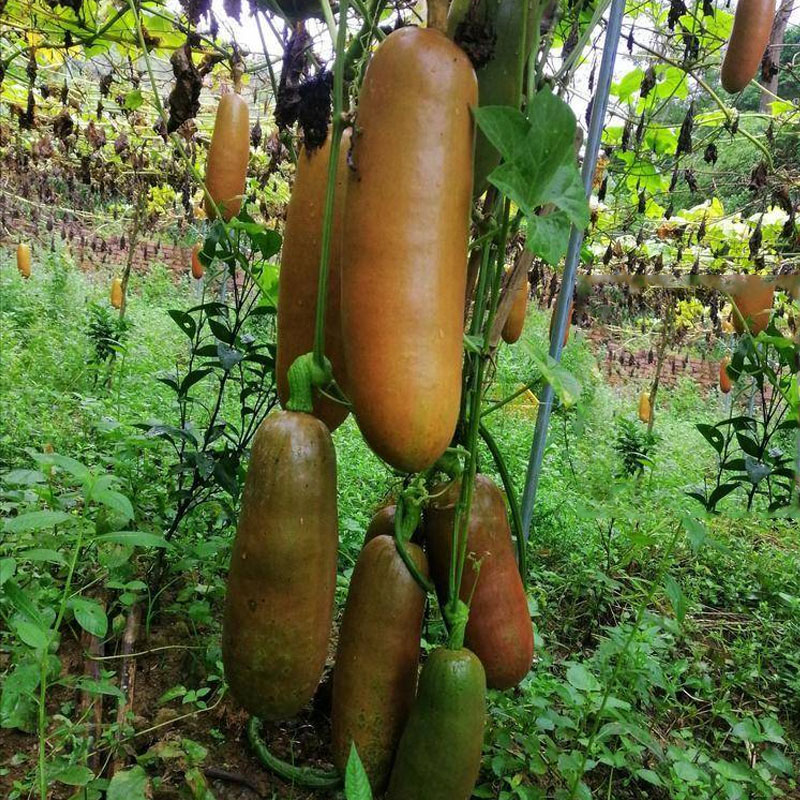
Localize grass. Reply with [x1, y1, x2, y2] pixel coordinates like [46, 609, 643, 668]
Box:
[0, 247, 798, 799]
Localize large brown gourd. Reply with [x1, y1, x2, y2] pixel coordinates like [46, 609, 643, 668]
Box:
[342, 27, 477, 473]
[425, 475, 533, 690]
[331, 536, 428, 791]
[276, 131, 351, 432]
[720, 0, 776, 93]
[222, 410, 338, 720]
[204, 93, 250, 221]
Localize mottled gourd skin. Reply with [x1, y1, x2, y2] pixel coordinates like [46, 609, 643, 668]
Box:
[472, 0, 538, 196]
[731, 275, 774, 335]
[342, 27, 477, 473]
[204, 93, 250, 221]
[720, 0, 776, 93]
[502, 279, 530, 344]
[386, 648, 486, 800]
[17, 243, 31, 278]
[277, 131, 351, 432]
[222, 410, 338, 721]
[425, 476, 534, 690]
[332, 536, 428, 792]
[719, 358, 733, 394]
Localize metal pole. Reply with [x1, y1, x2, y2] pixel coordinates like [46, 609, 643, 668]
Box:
[520, 0, 626, 540]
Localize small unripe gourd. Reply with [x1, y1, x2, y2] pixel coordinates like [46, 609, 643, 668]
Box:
[110, 277, 123, 309]
[17, 243, 31, 278]
[191, 243, 204, 280]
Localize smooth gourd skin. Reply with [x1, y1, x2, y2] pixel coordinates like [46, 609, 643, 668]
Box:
[638, 392, 652, 424]
[721, 0, 776, 93]
[425, 475, 534, 690]
[720, 358, 733, 394]
[363, 503, 397, 546]
[502, 279, 530, 344]
[332, 536, 428, 791]
[731, 275, 774, 335]
[222, 410, 338, 720]
[386, 647, 486, 800]
[473, 0, 538, 195]
[205, 93, 250, 221]
[17, 243, 31, 278]
[277, 131, 351, 432]
[342, 27, 477, 473]
[191, 243, 204, 280]
[110, 278, 123, 309]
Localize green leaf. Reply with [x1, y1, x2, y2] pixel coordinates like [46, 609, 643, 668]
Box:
[635, 768, 663, 786]
[107, 766, 149, 800]
[19, 548, 67, 566]
[124, 90, 143, 110]
[525, 210, 572, 265]
[14, 620, 51, 650]
[673, 760, 701, 782]
[0, 557, 16, 584]
[92, 489, 134, 521]
[3, 469, 46, 485]
[565, 663, 601, 692]
[4, 510, 72, 533]
[69, 597, 108, 638]
[54, 764, 94, 787]
[39, 454, 91, 482]
[0, 660, 40, 732]
[345, 744, 373, 800]
[95, 531, 169, 548]
[663, 574, 687, 623]
[4, 580, 45, 626]
[711, 760, 753, 782]
[761, 746, 793, 775]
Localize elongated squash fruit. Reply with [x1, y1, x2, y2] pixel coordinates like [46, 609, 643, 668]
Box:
[110, 277, 123, 309]
[363, 502, 396, 546]
[638, 392, 652, 424]
[191, 243, 204, 280]
[277, 130, 351, 432]
[472, 0, 538, 195]
[386, 647, 486, 800]
[205, 93, 250, 221]
[222, 410, 338, 720]
[502, 278, 530, 344]
[17, 243, 31, 278]
[342, 27, 477, 473]
[425, 475, 533, 690]
[721, 0, 775, 93]
[731, 275, 774, 335]
[332, 535, 428, 791]
[719, 357, 733, 394]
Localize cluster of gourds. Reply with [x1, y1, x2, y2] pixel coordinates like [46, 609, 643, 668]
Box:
[210, 3, 536, 797]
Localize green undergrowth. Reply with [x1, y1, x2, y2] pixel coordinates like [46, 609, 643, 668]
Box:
[1, 250, 797, 799]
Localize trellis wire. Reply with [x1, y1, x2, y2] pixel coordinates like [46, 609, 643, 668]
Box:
[520, 0, 626, 540]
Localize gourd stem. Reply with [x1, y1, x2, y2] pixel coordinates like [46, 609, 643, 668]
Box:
[428, 0, 449, 32]
[285, 354, 315, 414]
[393, 497, 434, 594]
[313, 0, 350, 371]
[479, 422, 527, 585]
[248, 717, 342, 789]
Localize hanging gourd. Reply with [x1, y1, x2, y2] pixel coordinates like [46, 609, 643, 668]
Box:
[191, 243, 204, 280]
[277, 131, 351, 432]
[341, 26, 478, 472]
[720, 0, 776, 93]
[205, 92, 250, 221]
[719, 357, 733, 394]
[730, 275, 774, 335]
[110, 277, 123, 309]
[17, 243, 31, 278]
[638, 392, 652, 424]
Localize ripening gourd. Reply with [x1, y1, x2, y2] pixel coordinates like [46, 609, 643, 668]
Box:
[730, 275, 774, 335]
[719, 357, 733, 394]
[720, 0, 776, 93]
[191, 243, 204, 280]
[17, 243, 31, 278]
[205, 93, 250, 221]
[110, 277, 123, 309]
[638, 392, 652, 424]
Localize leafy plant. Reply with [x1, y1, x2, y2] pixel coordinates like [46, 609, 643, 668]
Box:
[614, 416, 659, 476]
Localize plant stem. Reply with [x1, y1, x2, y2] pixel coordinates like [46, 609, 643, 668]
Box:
[312, 0, 350, 370]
